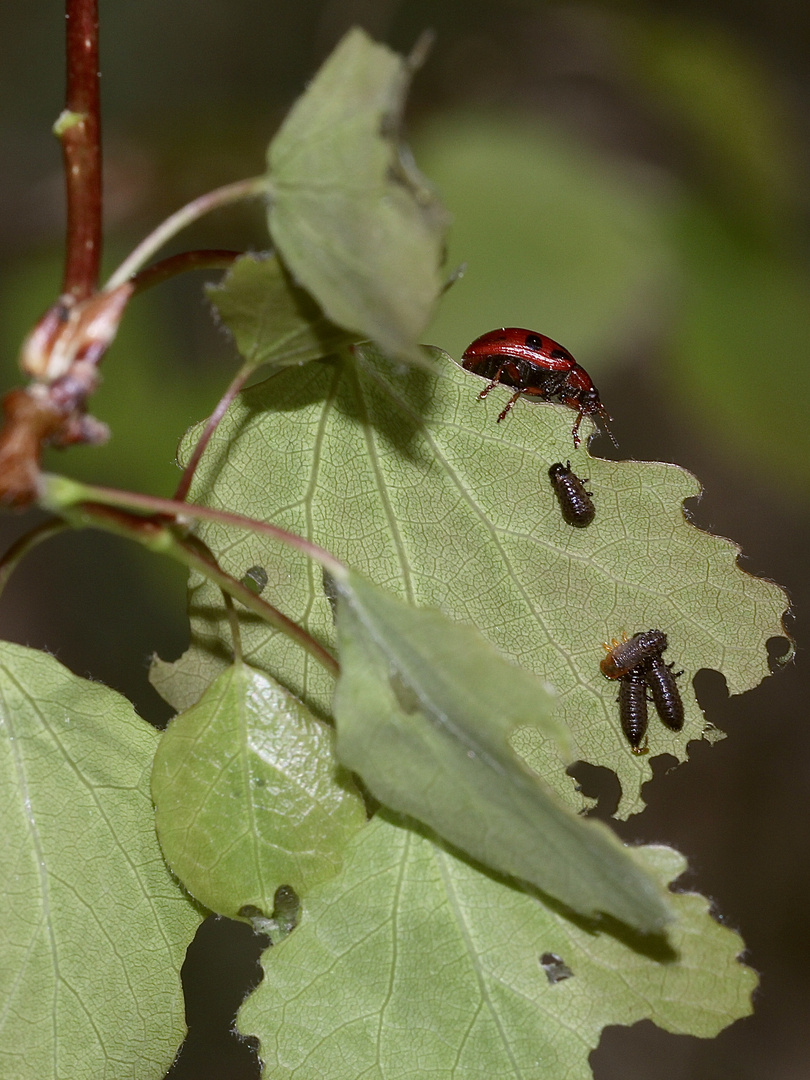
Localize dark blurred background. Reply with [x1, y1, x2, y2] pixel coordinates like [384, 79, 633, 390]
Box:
[0, 2, 807, 1078]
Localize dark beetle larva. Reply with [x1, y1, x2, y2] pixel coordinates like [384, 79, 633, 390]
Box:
[618, 665, 649, 754]
[645, 654, 684, 731]
[548, 461, 595, 527]
[601, 629, 668, 679]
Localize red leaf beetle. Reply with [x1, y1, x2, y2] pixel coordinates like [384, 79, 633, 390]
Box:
[461, 328, 617, 448]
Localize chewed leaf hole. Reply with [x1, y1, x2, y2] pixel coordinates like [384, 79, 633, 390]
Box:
[540, 951, 574, 984]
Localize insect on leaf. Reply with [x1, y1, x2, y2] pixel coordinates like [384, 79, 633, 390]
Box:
[156, 344, 791, 818]
[333, 571, 672, 934]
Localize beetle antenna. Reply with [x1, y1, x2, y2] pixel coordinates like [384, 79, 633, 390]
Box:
[597, 405, 619, 448]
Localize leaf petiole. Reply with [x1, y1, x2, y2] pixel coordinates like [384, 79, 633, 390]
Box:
[104, 175, 270, 290]
[38, 476, 342, 677]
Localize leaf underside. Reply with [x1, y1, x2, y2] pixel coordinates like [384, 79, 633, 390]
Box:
[265, 28, 449, 360]
[0, 642, 200, 1080]
[238, 815, 756, 1080]
[333, 569, 671, 933]
[206, 252, 357, 374]
[154, 344, 790, 818]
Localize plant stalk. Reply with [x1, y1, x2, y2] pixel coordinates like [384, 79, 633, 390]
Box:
[105, 176, 268, 290]
[57, 499, 340, 678]
[40, 474, 348, 581]
[59, 0, 102, 300]
[130, 250, 241, 295]
[173, 359, 255, 503]
[0, 519, 70, 598]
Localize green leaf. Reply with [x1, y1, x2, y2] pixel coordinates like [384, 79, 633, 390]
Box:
[206, 252, 356, 372]
[152, 662, 366, 919]
[238, 815, 756, 1079]
[156, 344, 790, 818]
[266, 28, 449, 359]
[151, 646, 214, 713]
[333, 571, 670, 932]
[0, 642, 200, 1080]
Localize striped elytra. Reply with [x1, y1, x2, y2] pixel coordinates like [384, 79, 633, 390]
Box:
[460, 327, 616, 447]
[646, 654, 684, 731]
[548, 461, 595, 527]
[618, 665, 649, 754]
[601, 629, 668, 679]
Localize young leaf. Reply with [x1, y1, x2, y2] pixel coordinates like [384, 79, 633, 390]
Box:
[156, 345, 790, 818]
[152, 662, 366, 919]
[265, 28, 449, 359]
[206, 252, 357, 372]
[334, 570, 671, 933]
[238, 815, 756, 1080]
[0, 642, 200, 1080]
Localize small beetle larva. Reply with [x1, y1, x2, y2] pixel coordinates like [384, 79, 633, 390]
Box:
[601, 629, 668, 680]
[548, 461, 595, 527]
[645, 654, 684, 731]
[618, 665, 649, 754]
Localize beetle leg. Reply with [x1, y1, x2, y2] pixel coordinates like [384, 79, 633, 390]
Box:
[477, 360, 522, 401]
[571, 409, 585, 449]
[496, 391, 523, 423]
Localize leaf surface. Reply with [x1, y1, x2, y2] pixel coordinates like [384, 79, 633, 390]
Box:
[238, 815, 755, 1079]
[0, 642, 200, 1080]
[206, 252, 356, 373]
[266, 28, 449, 359]
[333, 570, 670, 932]
[152, 662, 366, 918]
[154, 345, 790, 817]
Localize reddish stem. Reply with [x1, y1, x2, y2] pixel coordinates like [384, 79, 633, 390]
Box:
[0, 518, 69, 596]
[105, 176, 267, 290]
[173, 360, 254, 503]
[61, 0, 102, 300]
[73, 501, 340, 677]
[45, 477, 346, 578]
[130, 249, 241, 295]
[178, 532, 339, 678]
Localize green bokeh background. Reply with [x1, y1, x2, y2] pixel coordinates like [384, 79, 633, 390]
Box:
[0, 3, 807, 1079]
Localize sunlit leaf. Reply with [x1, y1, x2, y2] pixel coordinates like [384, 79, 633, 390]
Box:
[266, 28, 449, 359]
[333, 571, 670, 932]
[152, 662, 366, 919]
[0, 642, 200, 1080]
[238, 815, 755, 1079]
[155, 345, 790, 817]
